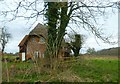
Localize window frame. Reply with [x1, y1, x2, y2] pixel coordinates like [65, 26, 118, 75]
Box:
[39, 37, 45, 43]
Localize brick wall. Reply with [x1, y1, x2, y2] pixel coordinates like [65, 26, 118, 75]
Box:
[26, 36, 46, 59]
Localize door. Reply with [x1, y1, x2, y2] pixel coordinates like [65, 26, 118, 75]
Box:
[22, 52, 25, 61]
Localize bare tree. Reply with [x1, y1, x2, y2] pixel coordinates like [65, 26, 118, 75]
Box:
[0, 27, 11, 55]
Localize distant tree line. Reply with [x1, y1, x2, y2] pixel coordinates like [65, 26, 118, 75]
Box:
[86, 47, 119, 56]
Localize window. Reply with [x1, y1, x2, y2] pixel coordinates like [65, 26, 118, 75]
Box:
[42, 53, 44, 58]
[40, 37, 45, 43]
[32, 38, 35, 42]
[34, 51, 39, 59]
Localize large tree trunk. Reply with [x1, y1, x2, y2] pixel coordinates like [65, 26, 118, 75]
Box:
[45, 2, 71, 70]
[46, 2, 70, 58]
[45, 2, 58, 56]
[45, 2, 59, 69]
[57, 2, 70, 56]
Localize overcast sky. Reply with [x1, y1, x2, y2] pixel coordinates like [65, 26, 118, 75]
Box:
[0, 0, 118, 54]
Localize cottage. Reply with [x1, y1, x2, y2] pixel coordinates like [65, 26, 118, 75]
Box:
[18, 23, 71, 61]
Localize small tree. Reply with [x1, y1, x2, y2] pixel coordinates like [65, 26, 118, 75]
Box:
[0, 27, 11, 55]
[87, 47, 96, 54]
[71, 34, 81, 57]
[66, 33, 85, 57]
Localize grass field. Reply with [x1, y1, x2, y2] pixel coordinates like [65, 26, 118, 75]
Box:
[72, 56, 118, 82]
[2, 55, 119, 82]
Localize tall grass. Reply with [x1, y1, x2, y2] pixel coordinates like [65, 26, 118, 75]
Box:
[2, 55, 119, 82]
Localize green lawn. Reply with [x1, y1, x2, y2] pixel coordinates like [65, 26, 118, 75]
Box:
[2, 56, 119, 82]
[72, 58, 118, 82]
